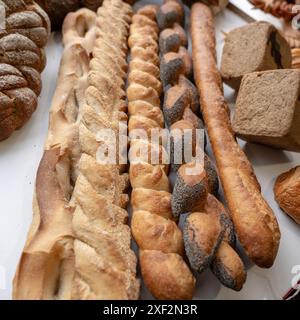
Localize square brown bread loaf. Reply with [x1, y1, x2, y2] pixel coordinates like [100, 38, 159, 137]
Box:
[233, 69, 300, 152]
[221, 21, 292, 89]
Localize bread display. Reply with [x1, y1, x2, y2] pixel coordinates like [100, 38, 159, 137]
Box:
[191, 3, 281, 268]
[0, 0, 50, 141]
[220, 21, 292, 89]
[274, 166, 300, 224]
[127, 4, 196, 300]
[233, 69, 300, 152]
[1, 0, 297, 301]
[13, 0, 139, 300]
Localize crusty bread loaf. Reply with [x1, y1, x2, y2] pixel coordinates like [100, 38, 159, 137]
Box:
[191, 3, 281, 268]
[13, 0, 139, 300]
[0, 0, 50, 141]
[205, 195, 246, 291]
[158, 0, 245, 292]
[233, 69, 300, 152]
[127, 5, 196, 300]
[274, 166, 300, 225]
[221, 21, 292, 89]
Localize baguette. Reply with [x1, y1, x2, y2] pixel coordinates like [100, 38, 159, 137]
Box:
[158, 0, 246, 291]
[191, 3, 280, 268]
[128, 5, 196, 300]
[14, 0, 139, 300]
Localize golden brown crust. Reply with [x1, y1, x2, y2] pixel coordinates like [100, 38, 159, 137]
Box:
[14, 0, 139, 300]
[191, 3, 280, 268]
[140, 250, 196, 300]
[211, 241, 247, 291]
[127, 6, 195, 300]
[184, 211, 223, 272]
[274, 166, 300, 224]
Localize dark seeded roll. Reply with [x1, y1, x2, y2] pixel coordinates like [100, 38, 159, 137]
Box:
[157, 1, 184, 30]
[211, 242, 247, 291]
[172, 162, 208, 217]
[183, 108, 204, 132]
[159, 29, 181, 54]
[178, 76, 199, 113]
[178, 46, 192, 78]
[160, 52, 185, 87]
[204, 194, 246, 291]
[173, 23, 188, 47]
[163, 84, 189, 127]
[183, 211, 223, 273]
[204, 154, 219, 196]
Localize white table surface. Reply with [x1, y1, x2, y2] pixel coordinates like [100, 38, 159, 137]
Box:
[0, 0, 299, 300]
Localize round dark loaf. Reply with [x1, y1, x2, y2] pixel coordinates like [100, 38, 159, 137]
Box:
[36, 0, 137, 30]
[0, 0, 50, 141]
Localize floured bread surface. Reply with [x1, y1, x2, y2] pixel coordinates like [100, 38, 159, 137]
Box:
[13, 0, 139, 300]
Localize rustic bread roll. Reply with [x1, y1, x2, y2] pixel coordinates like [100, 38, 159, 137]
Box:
[157, 0, 184, 30]
[205, 194, 246, 291]
[211, 241, 246, 291]
[0, 0, 50, 141]
[191, 3, 280, 268]
[221, 21, 292, 89]
[274, 166, 300, 224]
[140, 250, 196, 300]
[184, 211, 223, 273]
[128, 5, 195, 300]
[172, 162, 208, 217]
[183, 193, 246, 291]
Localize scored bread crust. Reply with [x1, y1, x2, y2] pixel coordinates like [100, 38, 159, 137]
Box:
[0, 0, 50, 141]
[127, 5, 196, 300]
[191, 3, 281, 268]
[13, 0, 139, 300]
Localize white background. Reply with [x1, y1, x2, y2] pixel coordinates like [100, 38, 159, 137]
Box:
[0, 0, 299, 300]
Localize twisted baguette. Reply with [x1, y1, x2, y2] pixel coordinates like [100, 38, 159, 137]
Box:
[0, 0, 50, 141]
[13, 7, 97, 300]
[14, 0, 139, 300]
[127, 5, 195, 300]
[191, 3, 281, 268]
[158, 0, 246, 291]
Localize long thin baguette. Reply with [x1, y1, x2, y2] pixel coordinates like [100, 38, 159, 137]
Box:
[13, 0, 139, 300]
[128, 5, 196, 300]
[191, 3, 280, 268]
